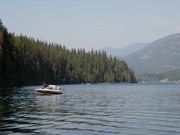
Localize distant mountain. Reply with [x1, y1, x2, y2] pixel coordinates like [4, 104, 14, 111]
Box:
[101, 42, 147, 57]
[124, 33, 180, 74]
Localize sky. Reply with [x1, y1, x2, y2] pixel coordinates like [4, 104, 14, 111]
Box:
[1, 0, 180, 50]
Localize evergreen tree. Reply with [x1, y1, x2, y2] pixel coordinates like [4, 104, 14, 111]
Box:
[0, 20, 137, 88]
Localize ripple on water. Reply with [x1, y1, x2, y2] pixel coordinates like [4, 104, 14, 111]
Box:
[1, 84, 180, 135]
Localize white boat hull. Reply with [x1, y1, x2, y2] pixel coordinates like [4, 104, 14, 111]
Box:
[36, 88, 62, 94]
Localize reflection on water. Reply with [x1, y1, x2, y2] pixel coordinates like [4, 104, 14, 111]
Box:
[1, 84, 180, 135]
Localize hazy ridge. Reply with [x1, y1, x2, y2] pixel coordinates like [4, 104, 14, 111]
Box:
[124, 33, 180, 74]
[122, 33, 180, 82]
[101, 42, 147, 57]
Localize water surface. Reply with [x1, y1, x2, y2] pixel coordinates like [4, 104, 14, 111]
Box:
[1, 83, 180, 135]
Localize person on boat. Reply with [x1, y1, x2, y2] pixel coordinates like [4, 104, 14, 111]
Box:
[56, 85, 61, 90]
[42, 82, 48, 88]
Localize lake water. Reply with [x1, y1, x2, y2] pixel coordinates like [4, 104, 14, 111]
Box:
[1, 83, 180, 135]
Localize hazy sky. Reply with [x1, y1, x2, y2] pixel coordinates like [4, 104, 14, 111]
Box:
[1, 0, 180, 50]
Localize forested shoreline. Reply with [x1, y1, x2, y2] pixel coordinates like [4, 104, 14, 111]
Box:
[0, 20, 136, 87]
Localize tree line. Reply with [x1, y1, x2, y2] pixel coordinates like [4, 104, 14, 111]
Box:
[137, 70, 180, 83]
[0, 20, 136, 87]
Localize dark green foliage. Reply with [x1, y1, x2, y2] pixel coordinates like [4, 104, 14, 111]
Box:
[0, 20, 136, 87]
[0, 20, 19, 87]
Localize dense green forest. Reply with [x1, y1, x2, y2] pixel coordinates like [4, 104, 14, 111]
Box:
[0, 20, 136, 87]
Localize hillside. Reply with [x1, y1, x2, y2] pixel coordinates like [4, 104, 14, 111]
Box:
[101, 42, 147, 57]
[0, 20, 136, 87]
[124, 33, 180, 74]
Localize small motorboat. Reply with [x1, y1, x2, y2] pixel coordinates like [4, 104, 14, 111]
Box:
[36, 85, 62, 94]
